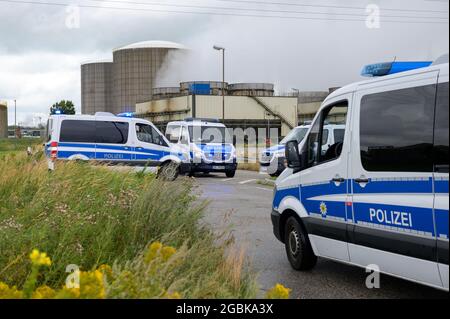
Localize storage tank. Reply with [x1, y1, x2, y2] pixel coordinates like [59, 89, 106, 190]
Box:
[228, 83, 274, 97]
[81, 60, 113, 114]
[180, 81, 228, 96]
[112, 41, 186, 114]
[0, 101, 7, 139]
[152, 87, 182, 100]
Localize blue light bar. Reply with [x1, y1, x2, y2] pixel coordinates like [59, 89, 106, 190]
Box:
[361, 61, 432, 77]
[116, 112, 134, 118]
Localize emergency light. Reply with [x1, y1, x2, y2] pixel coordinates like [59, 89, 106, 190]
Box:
[361, 61, 432, 77]
[117, 112, 134, 118]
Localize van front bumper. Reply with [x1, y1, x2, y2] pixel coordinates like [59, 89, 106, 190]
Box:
[260, 156, 286, 175]
[271, 209, 282, 242]
[180, 161, 237, 174]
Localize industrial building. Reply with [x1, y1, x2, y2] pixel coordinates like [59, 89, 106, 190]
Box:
[81, 40, 187, 115]
[0, 101, 7, 139]
[81, 59, 113, 115]
[136, 82, 297, 138]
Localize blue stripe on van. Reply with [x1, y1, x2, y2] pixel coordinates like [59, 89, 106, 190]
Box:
[352, 178, 433, 194]
[273, 179, 448, 236]
[435, 179, 449, 194]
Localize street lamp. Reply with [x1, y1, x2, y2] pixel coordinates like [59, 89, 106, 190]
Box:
[213, 45, 225, 121]
[291, 88, 300, 126]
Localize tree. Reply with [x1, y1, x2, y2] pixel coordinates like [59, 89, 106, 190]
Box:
[50, 100, 75, 115]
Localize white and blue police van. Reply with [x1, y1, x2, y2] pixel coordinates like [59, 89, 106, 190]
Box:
[44, 112, 186, 180]
[259, 124, 346, 177]
[271, 56, 449, 290]
[165, 118, 237, 177]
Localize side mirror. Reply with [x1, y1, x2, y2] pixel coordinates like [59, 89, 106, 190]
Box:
[285, 140, 302, 172]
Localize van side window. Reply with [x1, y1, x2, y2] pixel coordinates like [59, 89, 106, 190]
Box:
[136, 123, 168, 146]
[360, 85, 435, 172]
[96, 121, 128, 144]
[60, 120, 96, 143]
[434, 82, 449, 173]
[136, 123, 154, 144]
[321, 129, 329, 146]
[166, 125, 181, 143]
[46, 119, 53, 142]
[334, 129, 345, 144]
[305, 102, 348, 167]
[151, 126, 168, 147]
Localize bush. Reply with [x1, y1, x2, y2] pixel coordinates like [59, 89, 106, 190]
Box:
[0, 153, 257, 298]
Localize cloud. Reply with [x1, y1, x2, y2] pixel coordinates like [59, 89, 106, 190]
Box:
[0, 0, 448, 126]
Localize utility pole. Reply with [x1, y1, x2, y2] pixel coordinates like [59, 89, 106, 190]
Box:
[213, 45, 225, 121]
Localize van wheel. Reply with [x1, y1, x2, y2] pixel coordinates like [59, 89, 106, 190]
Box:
[159, 162, 179, 181]
[225, 170, 236, 178]
[284, 216, 317, 270]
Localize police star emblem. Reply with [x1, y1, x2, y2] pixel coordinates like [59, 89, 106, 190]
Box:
[320, 202, 327, 217]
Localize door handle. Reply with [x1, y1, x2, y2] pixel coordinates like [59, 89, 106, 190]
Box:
[355, 177, 369, 184]
[331, 177, 345, 183]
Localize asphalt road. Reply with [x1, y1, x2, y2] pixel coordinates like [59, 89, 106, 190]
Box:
[193, 170, 448, 299]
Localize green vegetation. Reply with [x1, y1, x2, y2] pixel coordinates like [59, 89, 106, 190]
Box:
[0, 138, 42, 157]
[50, 100, 75, 115]
[0, 152, 257, 298]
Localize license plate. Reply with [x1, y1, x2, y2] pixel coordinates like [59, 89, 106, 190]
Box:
[213, 166, 224, 170]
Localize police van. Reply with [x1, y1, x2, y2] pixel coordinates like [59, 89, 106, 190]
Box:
[44, 112, 186, 180]
[165, 118, 237, 177]
[259, 124, 346, 177]
[271, 57, 449, 290]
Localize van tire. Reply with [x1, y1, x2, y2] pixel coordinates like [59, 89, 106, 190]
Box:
[225, 170, 236, 178]
[284, 216, 317, 270]
[158, 162, 179, 181]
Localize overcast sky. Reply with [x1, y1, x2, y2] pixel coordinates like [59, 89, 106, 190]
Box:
[0, 0, 448, 126]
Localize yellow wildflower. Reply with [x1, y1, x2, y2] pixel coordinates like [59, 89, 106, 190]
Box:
[32, 285, 56, 299]
[161, 246, 177, 261]
[29, 249, 52, 267]
[265, 283, 291, 299]
[97, 264, 113, 281]
[79, 270, 106, 299]
[166, 291, 182, 299]
[54, 286, 80, 299]
[0, 282, 23, 299]
[144, 241, 163, 263]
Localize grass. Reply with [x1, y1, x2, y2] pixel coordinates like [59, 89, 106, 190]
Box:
[0, 138, 43, 159]
[237, 162, 260, 172]
[0, 148, 257, 298]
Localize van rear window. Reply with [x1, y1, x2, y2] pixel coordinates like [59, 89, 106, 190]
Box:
[60, 120, 96, 143]
[360, 84, 435, 172]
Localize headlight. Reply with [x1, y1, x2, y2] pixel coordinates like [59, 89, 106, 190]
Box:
[273, 152, 284, 158]
[193, 149, 203, 158]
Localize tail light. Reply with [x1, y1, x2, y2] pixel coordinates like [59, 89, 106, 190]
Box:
[50, 141, 58, 161]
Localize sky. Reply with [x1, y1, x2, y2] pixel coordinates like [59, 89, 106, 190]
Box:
[0, 0, 448, 126]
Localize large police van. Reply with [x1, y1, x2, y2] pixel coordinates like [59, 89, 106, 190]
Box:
[271, 57, 449, 290]
[259, 124, 346, 177]
[165, 118, 237, 177]
[45, 112, 186, 180]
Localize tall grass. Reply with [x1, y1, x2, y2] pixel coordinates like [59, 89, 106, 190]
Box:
[0, 138, 42, 155]
[0, 151, 257, 298]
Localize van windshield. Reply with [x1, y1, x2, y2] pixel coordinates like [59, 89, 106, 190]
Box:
[280, 127, 308, 145]
[188, 126, 230, 144]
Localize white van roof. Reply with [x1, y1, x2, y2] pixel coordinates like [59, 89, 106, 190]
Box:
[167, 120, 226, 128]
[324, 61, 449, 104]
